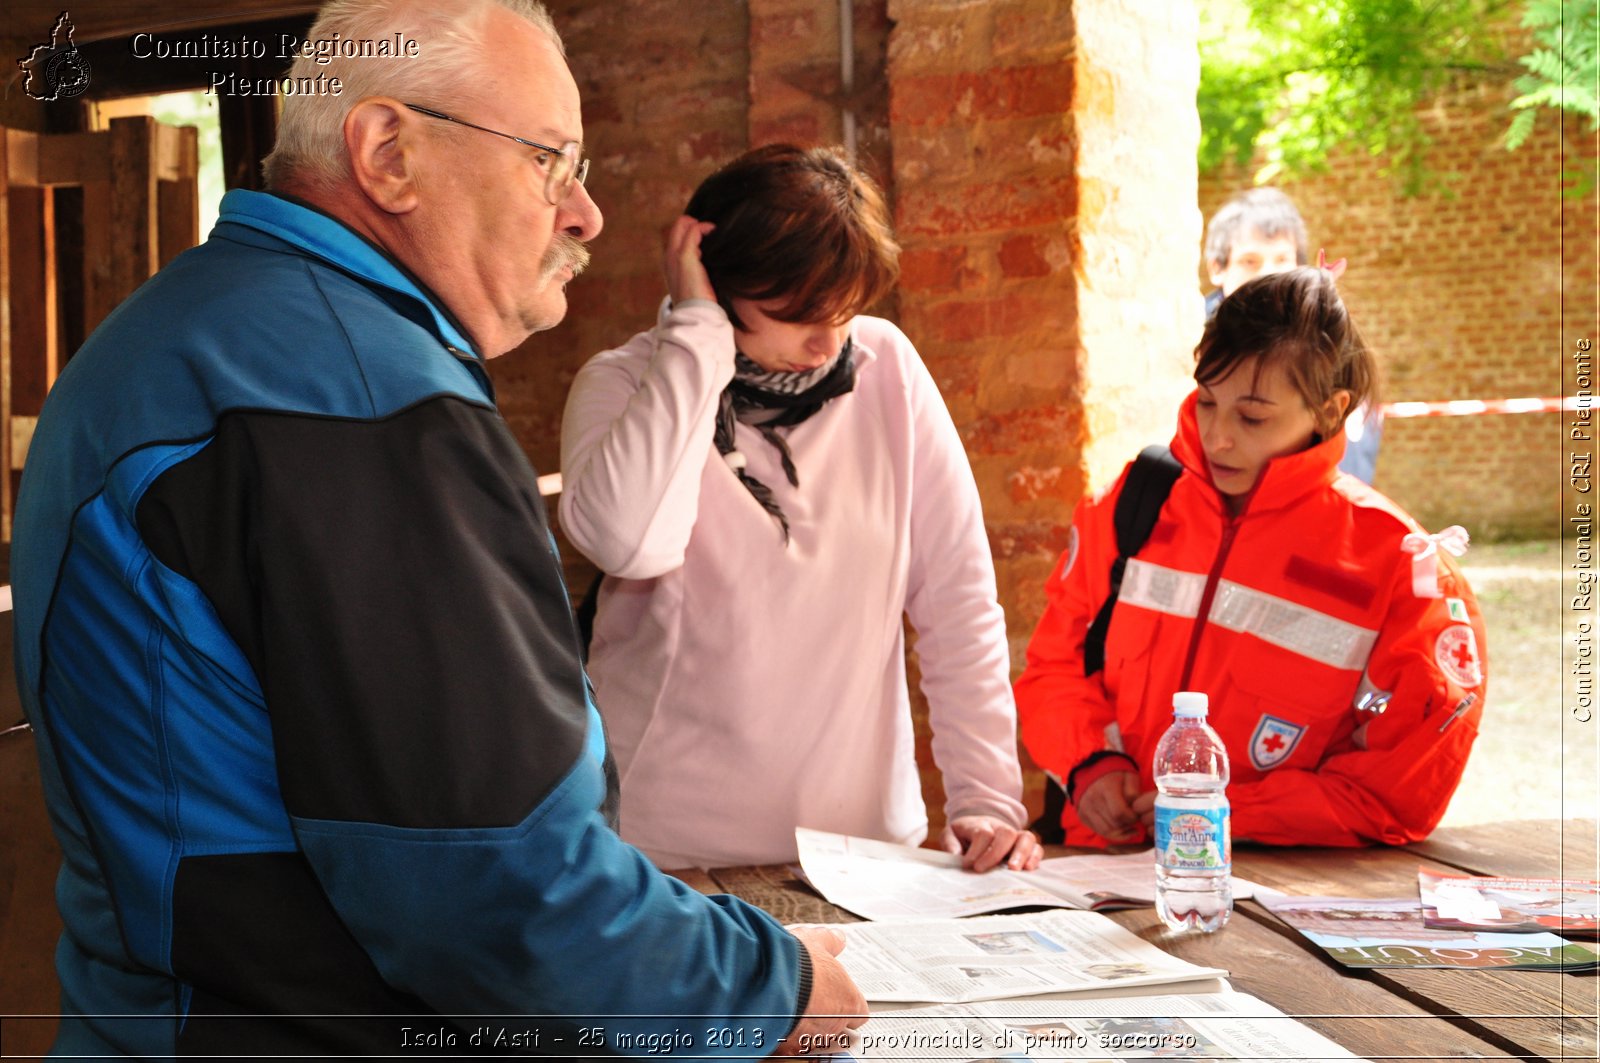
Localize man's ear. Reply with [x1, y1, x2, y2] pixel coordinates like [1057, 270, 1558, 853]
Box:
[1206, 258, 1227, 289]
[344, 98, 421, 215]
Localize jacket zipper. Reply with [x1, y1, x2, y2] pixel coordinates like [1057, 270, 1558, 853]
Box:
[1178, 513, 1241, 689]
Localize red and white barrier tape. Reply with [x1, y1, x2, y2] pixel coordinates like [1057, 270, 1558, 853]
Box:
[529, 398, 1584, 497]
[1382, 396, 1587, 418]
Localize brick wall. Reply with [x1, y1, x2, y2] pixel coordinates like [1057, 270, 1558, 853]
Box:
[1199, 83, 1598, 540]
[488, 0, 752, 484]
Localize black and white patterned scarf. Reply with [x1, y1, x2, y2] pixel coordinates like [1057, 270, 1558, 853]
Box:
[713, 340, 858, 542]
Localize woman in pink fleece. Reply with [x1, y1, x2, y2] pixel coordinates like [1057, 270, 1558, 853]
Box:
[559, 145, 1038, 871]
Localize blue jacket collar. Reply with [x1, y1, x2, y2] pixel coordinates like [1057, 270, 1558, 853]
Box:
[215, 189, 478, 357]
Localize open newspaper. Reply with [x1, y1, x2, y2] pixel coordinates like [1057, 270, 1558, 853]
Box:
[824, 909, 1227, 1004]
[1418, 866, 1599, 936]
[1260, 894, 1600, 971]
[838, 990, 1366, 1062]
[796, 828, 1258, 921]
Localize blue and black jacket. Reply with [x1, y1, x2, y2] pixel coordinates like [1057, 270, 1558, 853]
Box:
[12, 190, 807, 1058]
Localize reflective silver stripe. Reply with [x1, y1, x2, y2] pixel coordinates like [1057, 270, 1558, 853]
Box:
[1103, 722, 1125, 752]
[1118, 558, 1206, 618]
[1210, 580, 1378, 671]
[1117, 560, 1378, 672]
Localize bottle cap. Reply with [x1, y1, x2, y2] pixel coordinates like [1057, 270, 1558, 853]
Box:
[1172, 691, 1209, 717]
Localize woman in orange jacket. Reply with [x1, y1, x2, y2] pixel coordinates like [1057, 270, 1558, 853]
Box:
[1016, 267, 1485, 848]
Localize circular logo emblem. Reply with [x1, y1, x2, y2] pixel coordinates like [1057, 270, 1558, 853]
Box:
[47, 50, 92, 99]
[1434, 624, 1482, 688]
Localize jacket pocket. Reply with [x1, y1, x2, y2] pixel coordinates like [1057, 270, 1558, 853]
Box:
[1102, 607, 1168, 765]
[1216, 647, 1359, 778]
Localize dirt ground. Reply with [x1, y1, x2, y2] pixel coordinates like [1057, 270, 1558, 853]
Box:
[1442, 539, 1599, 827]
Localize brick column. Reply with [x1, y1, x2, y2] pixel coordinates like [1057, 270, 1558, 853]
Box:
[887, 0, 1201, 662]
[1070, 2, 1204, 487]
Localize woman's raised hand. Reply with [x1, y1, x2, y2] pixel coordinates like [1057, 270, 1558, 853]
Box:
[664, 215, 718, 305]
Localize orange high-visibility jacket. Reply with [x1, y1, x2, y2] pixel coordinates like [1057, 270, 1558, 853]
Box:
[1016, 392, 1487, 848]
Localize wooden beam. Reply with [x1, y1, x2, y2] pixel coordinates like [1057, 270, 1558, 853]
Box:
[8, 187, 58, 419]
[107, 116, 160, 320]
[0, 126, 11, 537]
[64, 15, 310, 101]
[9, 3, 321, 46]
[78, 182, 114, 337]
[158, 125, 200, 266]
[155, 122, 194, 183]
[13, 112, 225, 189]
[3, 130, 39, 189]
[36, 132, 112, 188]
[217, 73, 280, 191]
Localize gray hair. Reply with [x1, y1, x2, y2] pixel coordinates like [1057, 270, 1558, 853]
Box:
[1203, 187, 1309, 270]
[262, 0, 561, 191]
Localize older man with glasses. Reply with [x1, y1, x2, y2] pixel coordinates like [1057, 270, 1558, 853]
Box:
[10, 0, 865, 1057]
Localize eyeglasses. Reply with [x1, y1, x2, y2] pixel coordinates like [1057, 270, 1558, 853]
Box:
[404, 103, 590, 206]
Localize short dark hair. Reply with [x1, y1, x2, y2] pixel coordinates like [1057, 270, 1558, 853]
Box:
[1204, 187, 1309, 270]
[685, 144, 900, 330]
[1194, 267, 1377, 437]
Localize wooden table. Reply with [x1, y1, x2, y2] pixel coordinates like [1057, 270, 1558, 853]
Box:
[683, 820, 1599, 1063]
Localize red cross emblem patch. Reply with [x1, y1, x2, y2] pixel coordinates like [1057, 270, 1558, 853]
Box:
[1434, 625, 1483, 688]
[1249, 714, 1306, 771]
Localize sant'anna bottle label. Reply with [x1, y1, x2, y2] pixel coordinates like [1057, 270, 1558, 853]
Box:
[1154, 802, 1231, 870]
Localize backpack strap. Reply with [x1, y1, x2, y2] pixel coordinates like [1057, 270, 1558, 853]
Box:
[1033, 445, 1182, 843]
[1083, 444, 1183, 676]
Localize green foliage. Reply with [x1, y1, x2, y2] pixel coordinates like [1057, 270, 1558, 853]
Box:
[1199, 0, 1517, 194]
[1505, 0, 1598, 197]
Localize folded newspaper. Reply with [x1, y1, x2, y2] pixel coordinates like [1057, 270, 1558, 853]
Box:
[821, 909, 1227, 1004]
[796, 828, 1257, 921]
[1259, 894, 1600, 971]
[836, 990, 1367, 1061]
[1418, 866, 1599, 936]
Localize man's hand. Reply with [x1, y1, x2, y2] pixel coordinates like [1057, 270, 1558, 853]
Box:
[773, 927, 867, 1057]
[1075, 771, 1148, 843]
[664, 215, 717, 305]
[941, 815, 1042, 872]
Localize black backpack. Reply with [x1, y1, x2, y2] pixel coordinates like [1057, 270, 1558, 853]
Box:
[1031, 444, 1183, 843]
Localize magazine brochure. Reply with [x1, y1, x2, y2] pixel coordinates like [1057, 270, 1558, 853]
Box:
[795, 828, 1258, 921]
[1417, 866, 1599, 936]
[821, 909, 1227, 1004]
[840, 990, 1366, 1061]
[1259, 894, 1599, 971]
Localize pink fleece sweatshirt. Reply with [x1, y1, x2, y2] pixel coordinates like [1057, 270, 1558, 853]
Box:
[559, 299, 1026, 868]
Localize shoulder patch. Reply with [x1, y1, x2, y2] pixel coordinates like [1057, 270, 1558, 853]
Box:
[1249, 715, 1307, 771]
[1435, 624, 1484, 688]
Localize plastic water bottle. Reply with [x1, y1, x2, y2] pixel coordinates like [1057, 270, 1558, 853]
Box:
[1153, 691, 1232, 933]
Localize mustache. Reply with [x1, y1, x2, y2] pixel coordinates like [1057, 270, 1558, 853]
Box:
[541, 234, 590, 279]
